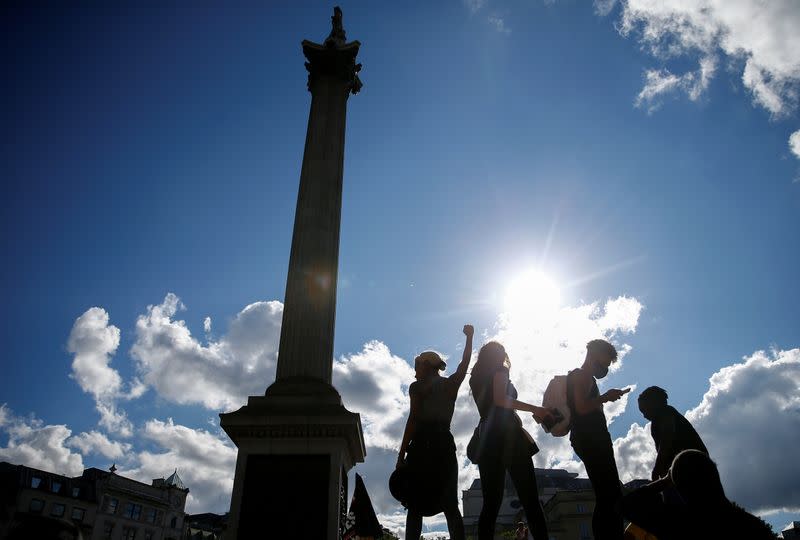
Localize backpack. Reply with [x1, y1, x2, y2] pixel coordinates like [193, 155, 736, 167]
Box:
[541, 374, 571, 437]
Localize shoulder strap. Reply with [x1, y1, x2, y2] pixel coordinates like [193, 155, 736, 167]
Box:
[566, 370, 577, 416]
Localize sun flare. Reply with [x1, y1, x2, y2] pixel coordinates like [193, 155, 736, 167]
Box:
[503, 269, 562, 323]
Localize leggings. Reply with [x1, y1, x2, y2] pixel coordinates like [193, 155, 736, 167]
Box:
[573, 437, 624, 540]
[405, 498, 464, 540]
[477, 454, 548, 540]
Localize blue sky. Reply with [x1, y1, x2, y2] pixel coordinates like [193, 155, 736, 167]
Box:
[2, 0, 799, 536]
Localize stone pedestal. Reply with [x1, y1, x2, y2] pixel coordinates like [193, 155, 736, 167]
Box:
[220, 379, 365, 539]
[221, 10, 365, 538]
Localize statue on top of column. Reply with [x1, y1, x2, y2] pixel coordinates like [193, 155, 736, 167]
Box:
[325, 6, 347, 47]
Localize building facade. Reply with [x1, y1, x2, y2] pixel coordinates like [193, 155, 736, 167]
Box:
[781, 521, 800, 540]
[184, 512, 227, 540]
[542, 489, 596, 540]
[0, 461, 189, 540]
[462, 468, 594, 539]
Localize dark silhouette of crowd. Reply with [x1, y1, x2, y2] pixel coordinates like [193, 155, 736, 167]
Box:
[390, 329, 777, 540]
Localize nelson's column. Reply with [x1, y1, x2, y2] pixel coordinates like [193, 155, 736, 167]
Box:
[220, 8, 366, 539]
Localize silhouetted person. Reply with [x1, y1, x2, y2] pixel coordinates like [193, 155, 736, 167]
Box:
[514, 521, 530, 540]
[637, 386, 709, 481]
[567, 339, 630, 540]
[469, 341, 552, 540]
[622, 449, 777, 540]
[396, 325, 474, 540]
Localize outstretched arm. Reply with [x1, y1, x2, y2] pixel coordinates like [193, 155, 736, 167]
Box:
[397, 387, 421, 468]
[491, 370, 553, 423]
[447, 324, 474, 395]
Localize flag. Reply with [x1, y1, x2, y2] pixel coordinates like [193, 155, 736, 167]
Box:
[342, 473, 383, 539]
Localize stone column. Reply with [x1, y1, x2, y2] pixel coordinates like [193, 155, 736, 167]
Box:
[220, 8, 365, 540]
[275, 19, 362, 383]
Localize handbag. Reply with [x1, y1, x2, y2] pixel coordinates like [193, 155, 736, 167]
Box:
[466, 420, 484, 463]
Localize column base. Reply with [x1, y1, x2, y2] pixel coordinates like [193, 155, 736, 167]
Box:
[220, 377, 366, 540]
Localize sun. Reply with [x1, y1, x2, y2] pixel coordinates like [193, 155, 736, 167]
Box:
[503, 269, 562, 323]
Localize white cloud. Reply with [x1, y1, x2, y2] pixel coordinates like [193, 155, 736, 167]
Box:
[599, 296, 645, 335]
[613, 422, 656, 482]
[618, 0, 800, 117]
[203, 316, 212, 334]
[131, 293, 283, 411]
[594, 0, 618, 17]
[789, 129, 800, 160]
[68, 307, 123, 398]
[122, 418, 237, 513]
[335, 341, 415, 450]
[57, 290, 645, 536]
[67, 430, 131, 460]
[487, 15, 511, 34]
[686, 348, 800, 514]
[635, 56, 717, 112]
[463, 0, 487, 14]
[605, 383, 637, 424]
[0, 405, 84, 477]
[67, 307, 143, 437]
[0, 404, 9, 427]
[610, 347, 800, 514]
[488, 297, 643, 475]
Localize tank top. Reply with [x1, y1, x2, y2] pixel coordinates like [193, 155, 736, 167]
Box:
[412, 375, 455, 428]
[566, 368, 608, 443]
[470, 367, 538, 462]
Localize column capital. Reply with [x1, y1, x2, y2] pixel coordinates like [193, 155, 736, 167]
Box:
[302, 40, 362, 94]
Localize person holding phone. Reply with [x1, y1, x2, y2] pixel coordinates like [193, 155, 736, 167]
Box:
[566, 339, 631, 540]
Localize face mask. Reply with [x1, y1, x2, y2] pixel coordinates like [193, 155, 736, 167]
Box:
[593, 363, 609, 379]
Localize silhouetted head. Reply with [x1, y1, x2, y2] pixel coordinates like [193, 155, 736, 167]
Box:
[638, 386, 669, 421]
[670, 449, 726, 507]
[585, 339, 617, 379]
[470, 341, 510, 384]
[478, 341, 510, 370]
[414, 351, 446, 380]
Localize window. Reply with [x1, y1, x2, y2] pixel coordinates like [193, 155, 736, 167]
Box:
[71, 507, 85, 522]
[31, 476, 42, 488]
[29, 498, 44, 513]
[145, 507, 156, 523]
[579, 522, 591, 540]
[72, 486, 80, 497]
[124, 502, 142, 520]
[103, 523, 114, 540]
[105, 496, 119, 514]
[122, 526, 137, 540]
[144, 531, 154, 540]
[170, 516, 177, 528]
[51, 503, 65, 517]
[51, 480, 62, 493]
[577, 503, 587, 513]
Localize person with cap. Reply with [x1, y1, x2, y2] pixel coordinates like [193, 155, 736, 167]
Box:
[469, 341, 554, 540]
[395, 324, 474, 540]
[637, 385, 709, 481]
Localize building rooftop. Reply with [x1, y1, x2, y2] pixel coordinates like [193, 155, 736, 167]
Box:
[164, 469, 187, 491]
